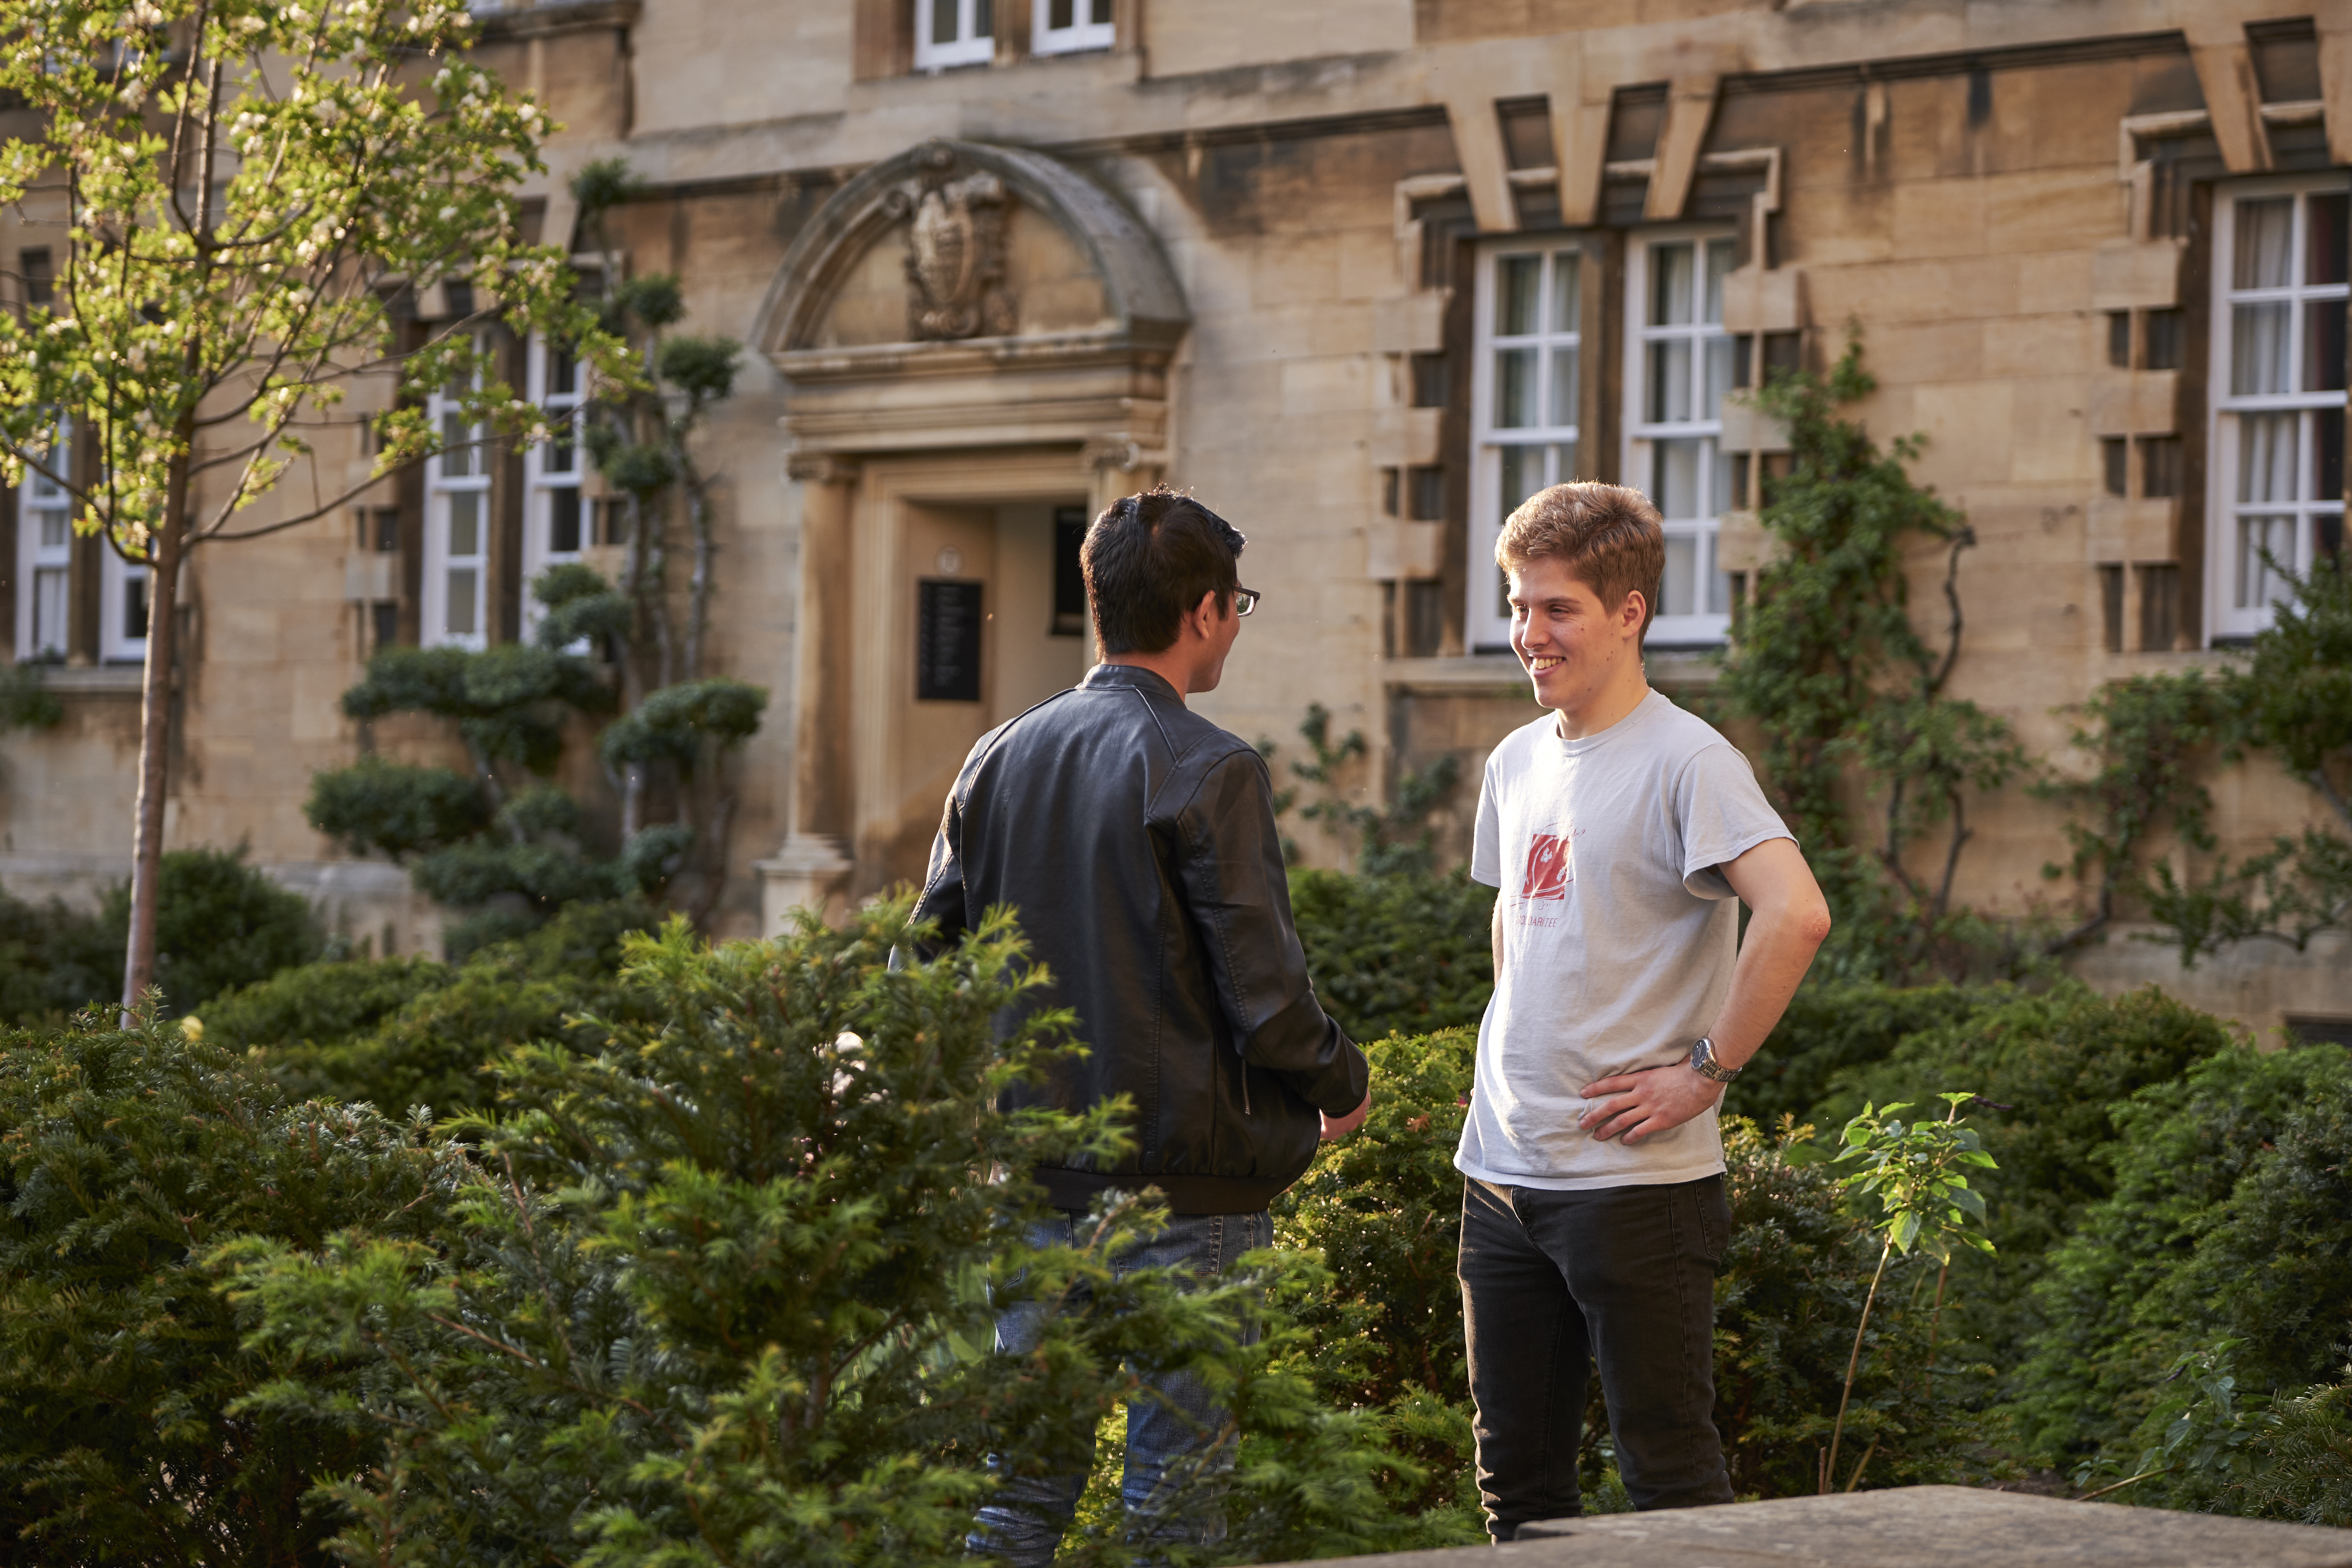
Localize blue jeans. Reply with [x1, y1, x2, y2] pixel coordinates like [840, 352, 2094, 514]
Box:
[967, 1209, 1268, 1567]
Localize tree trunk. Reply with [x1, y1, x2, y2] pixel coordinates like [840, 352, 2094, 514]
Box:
[120, 449, 191, 1019]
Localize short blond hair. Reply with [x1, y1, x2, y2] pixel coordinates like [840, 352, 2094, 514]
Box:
[1494, 482, 1666, 645]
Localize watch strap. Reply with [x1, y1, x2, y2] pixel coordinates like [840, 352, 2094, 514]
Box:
[1690, 1036, 1740, 1083]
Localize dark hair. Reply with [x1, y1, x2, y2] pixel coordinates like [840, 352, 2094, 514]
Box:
[1081, 487, 1247, 655]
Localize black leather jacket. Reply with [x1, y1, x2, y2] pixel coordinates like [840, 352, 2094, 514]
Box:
[914, 662, 1368, 1214]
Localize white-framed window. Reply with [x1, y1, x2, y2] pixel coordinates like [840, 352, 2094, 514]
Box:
[523, 333, 586, 636]
[100, 546, 147, 663]
[913, 0, 993, 69]
[421, 343, 491, 650]
[1626, 229, 1737, 646]
[1031, 0, 1112, 54]
[13, 416, 72, 661]
[2208, 177, 2348, 642]
[1468, 241, 1582, 652]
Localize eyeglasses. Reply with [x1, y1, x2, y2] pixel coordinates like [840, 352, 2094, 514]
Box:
[1234, 586, 1261, 616]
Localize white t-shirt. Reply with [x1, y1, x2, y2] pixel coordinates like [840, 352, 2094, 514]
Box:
[1456, 689, 1793, 1191]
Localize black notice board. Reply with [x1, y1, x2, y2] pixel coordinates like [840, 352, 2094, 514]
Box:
[917, 578, 984, 702]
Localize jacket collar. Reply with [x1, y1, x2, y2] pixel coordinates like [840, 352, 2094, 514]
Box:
[1081, 662, 1184, 703]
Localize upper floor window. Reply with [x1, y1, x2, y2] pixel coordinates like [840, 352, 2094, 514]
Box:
[2209, 178, 2347, 641]
[423, 343, 490, 650]
[523, 333, 586, 638]
[915, 0, 994, 69]
[1032, 0, 1112, 54]
[1626, 230, 1736, 647]
[1469, 242, 1581, 652]
[13, 417, 72, 661]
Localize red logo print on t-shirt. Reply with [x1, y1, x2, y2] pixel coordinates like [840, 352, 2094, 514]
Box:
[1520, 833, 1573, 900]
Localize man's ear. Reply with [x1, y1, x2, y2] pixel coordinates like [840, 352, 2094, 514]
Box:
[1619, 588, 1648, 636]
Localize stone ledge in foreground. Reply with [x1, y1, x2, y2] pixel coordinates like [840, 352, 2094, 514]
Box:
[1267, 1485, 2352, 1568]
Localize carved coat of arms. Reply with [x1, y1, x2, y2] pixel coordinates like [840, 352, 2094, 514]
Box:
[892, 145, 1018, 341]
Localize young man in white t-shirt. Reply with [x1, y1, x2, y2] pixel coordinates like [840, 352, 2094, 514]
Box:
[1457, 481, 1831, 1536]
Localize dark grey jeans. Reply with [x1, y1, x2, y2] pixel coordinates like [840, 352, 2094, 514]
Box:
[1457, 1174, 1735, 1539]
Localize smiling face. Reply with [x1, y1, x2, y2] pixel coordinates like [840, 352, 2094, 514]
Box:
[1507, 555, 1647, 719]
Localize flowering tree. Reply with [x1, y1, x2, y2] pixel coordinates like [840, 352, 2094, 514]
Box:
[0, 0, 624, 1011]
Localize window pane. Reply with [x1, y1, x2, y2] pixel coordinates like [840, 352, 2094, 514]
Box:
[1704, 240, 1734, 324]
[1661, 534, 1697, 616]
[446, 568, 479, 637]
[448, 491, 481, 557]
[123, 573, 148, 640]
[1091, 0, 1112, 21]
[1647, 339, 1691, 423]
[2238, 414, 2300, 503]
[1550, 440, 1578, 485]
[1051, 0, 1073, 27]
[1653, 438, 1702, 519]
[1495, 348, 1537, 428]
[2237, 515, 2295, 608]
[932, 0, 958, 44]
[1707, 561, 1732, 616]
[36, 508, 67, 550]
[1548, 345, 1579, 429]
[1704, 334, 1734, 420]
[441, 413, 473, 477]
[2307, 191, 2348, 287]
[2232, 302, 2290, 394]
[550, 488, 582, 554]
[1499, 445, 1544, 520]
[1550, 251, 1580, 335]
[2316, 408, 2344, 502]
[545, 422, 575, 474]
[2304, 299, 2347, 392]
[1711, 440, 1732, 515]
[1649, 243, 1693, 326]
[1496, 254, 1540, 336]
[550, 342, 578, 396]
[2318, 512, 2346, 563]
[2234, 197, 2292, 290]
[975, 0, 991, 36]
[33, 567, 67, 654]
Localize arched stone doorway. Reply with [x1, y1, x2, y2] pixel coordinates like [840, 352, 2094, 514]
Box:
[751, 138, 1190, 925]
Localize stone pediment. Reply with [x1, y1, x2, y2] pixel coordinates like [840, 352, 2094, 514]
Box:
[756, 139, 1187, 458]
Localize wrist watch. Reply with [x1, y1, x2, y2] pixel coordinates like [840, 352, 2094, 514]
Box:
[1689, 1036, 1741, 1083]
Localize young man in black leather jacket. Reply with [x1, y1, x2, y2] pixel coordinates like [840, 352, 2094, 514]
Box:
[915, 487, 1370, 1565]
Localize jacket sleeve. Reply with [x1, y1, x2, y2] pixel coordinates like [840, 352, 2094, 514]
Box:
[909, 777, 971, 955]
[1170, 746, 1369, 1118]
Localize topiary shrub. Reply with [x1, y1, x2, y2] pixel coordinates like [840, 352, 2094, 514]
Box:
[0, 1009, 462, 1561]
[1289, 869, 1495, 1043]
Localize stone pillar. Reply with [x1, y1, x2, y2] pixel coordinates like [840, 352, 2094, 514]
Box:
[757, 452, 859, 933]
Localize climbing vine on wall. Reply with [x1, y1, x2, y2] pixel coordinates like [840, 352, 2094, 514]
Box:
[1711, 337, 2033, 985]
[2045, 554, 2352, 965]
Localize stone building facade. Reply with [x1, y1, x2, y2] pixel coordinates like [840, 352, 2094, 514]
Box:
[1, 0, 2347, 1034]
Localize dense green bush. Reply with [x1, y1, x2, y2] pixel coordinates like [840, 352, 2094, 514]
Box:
[0, 1011, 461, 1563]
[208, 898, 659, 1116]
[2007, 1043, 2352, 1476]
[0, 847, 319, 1024]
[1725, 982, 2009, 1134]
[1289, 869, 1494, 1042]
[225, 905, 1439, 1566]
[1808, 983, 2234, 1367]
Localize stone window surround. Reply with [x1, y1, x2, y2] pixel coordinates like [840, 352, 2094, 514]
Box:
[2205, 173, 2349, 644]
